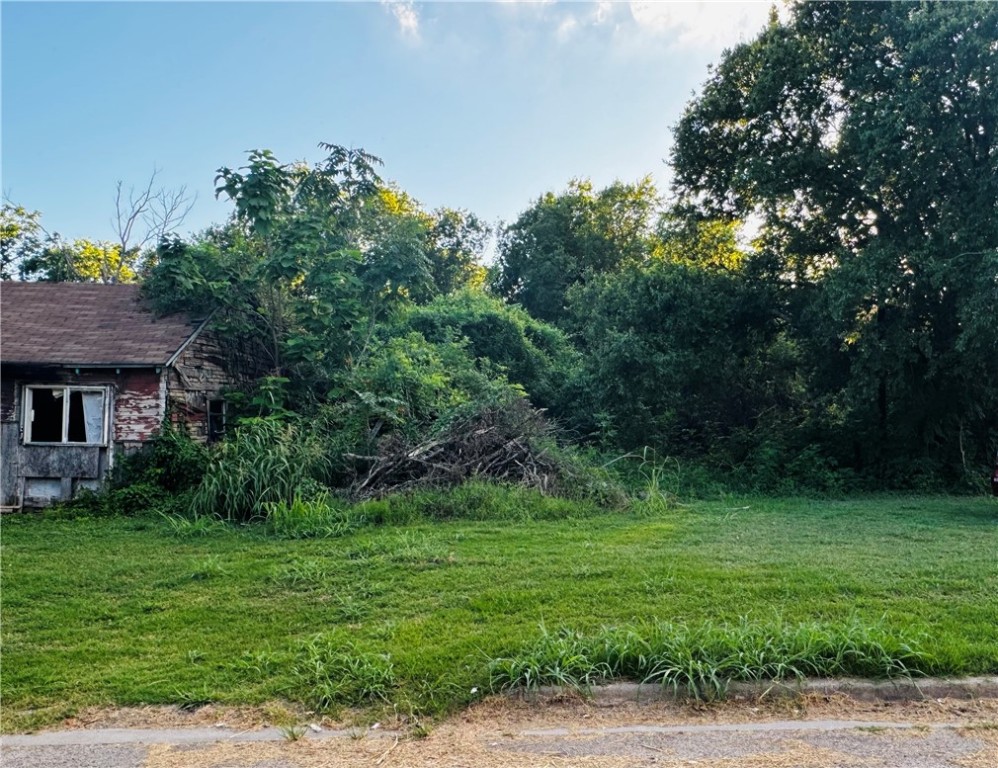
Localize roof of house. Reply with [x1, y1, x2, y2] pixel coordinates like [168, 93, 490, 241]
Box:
[1, 282, 204, 367]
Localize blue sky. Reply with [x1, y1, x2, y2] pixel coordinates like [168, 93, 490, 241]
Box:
[2, 1, 774, 246]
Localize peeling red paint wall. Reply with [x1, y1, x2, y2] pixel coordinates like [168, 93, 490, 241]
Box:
[114, 369, 164, 443]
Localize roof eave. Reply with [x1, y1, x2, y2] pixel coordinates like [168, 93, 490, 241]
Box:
[1, 361, 169, 369]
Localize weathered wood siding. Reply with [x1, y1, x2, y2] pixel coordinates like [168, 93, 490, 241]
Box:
[1, 423, 20, 506]
[1, 376, 15, 423]
[166, 330, 262, 441]
[0, 374, 18, 504]
[167, 332, 230, 440]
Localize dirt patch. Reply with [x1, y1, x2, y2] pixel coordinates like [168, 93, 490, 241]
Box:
[51, 692, 998, 734]
[59, 701, 318, 732]
[952, 725, 998, 768]
[457, 690, 998, 731]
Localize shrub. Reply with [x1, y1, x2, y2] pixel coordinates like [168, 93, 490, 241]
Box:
[112, 421, 209, 492]
[401, 289, 582, 415]
[48, 485, 152, 519]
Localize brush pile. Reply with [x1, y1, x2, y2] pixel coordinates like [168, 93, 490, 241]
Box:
[348, 400, 563, 499]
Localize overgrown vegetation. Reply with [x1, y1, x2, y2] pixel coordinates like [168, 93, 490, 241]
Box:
[189, 416, 329, 522]
[7, 3, 998, 496]
[51, 423, 207, 519]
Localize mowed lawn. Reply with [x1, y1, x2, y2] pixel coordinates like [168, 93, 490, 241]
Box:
[2, 495, 996, 730]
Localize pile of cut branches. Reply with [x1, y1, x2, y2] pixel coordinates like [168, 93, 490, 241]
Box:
[348, 400, 564, 499]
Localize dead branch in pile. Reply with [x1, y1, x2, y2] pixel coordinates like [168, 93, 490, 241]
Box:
[348, 402, 564, 499]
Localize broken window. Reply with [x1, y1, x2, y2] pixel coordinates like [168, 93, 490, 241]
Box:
[207, 398, 226, 443]
[25, 387, 107, 445]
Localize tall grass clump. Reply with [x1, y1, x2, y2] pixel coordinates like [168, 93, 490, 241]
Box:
[488, 618, 931, 700]
[191, 416, 330, 522]
[351, 480, 609, 526]
[264, 493, 363, 539]
[610, 448, 728, 502]
[290, 635, 396, 711]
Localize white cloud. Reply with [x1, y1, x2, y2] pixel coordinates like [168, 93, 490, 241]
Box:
[594, 1, 614, 25]
[556, 14, 579, 42]
[554, 2, 624, 43]
[629, 1, 774, 50]
[382, 0, 420, 40]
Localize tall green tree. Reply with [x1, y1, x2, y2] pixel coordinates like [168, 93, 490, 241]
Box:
[1, 203, 44, 280]
[492, 178, 662, 326]
[146, 143, 492, 408]
[353, 187, 488, 302]
[20, 238, 134, 283]
[566, 220, 797, 455]
[149, 145, 389, 379]
[672, 0, 998, 476]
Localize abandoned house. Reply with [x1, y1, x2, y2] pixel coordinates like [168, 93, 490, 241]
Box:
[1, 282, 244, 509]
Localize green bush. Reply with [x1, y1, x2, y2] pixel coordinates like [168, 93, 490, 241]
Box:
[112, 421, 209, 492]
[48, 483, 167, 519]
[318, 332, 523, 486]
[401, 290, 582, 415]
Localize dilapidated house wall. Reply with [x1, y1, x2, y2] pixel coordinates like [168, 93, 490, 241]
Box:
[0, 366, 168, 506]
[0, 283, 254, 509]
[165, 332, 232, 443]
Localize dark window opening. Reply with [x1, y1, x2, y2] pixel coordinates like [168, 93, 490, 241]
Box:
[67, 391, 86, 442]
[29, 389, 62, 442]
[207, 399, 226, 443]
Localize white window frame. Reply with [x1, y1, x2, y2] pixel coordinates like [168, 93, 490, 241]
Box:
[22, 385, 109, 446]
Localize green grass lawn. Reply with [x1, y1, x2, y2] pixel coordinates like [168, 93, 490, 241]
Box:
[2, 494, 996, 731]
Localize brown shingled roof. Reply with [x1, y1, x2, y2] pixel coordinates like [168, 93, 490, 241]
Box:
[0, 283, 203, 366]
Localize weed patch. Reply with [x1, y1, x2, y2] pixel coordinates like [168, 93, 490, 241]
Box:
[488, 618, 932, 700]
[265, 494, 361, 539]
[162, 512, 229, 538]
[290, 636, 396, 711]
[191, 417, 329, 522]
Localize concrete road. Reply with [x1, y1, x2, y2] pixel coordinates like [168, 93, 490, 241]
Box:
[3, 707, 997, 768]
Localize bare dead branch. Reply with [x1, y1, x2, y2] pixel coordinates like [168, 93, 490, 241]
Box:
[113, 169, 158, 254]
[110, 168, 195, 279]
[142, 185, 197, 247]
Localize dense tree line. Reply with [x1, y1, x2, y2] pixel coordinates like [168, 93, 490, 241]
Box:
[4, 1, 995, 492]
